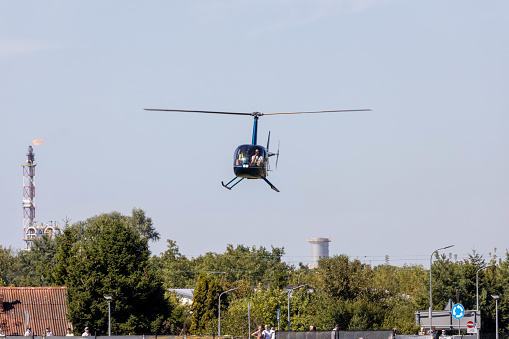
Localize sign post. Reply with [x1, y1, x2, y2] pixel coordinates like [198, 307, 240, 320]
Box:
[467, 321, 477, 334]
[452, 304, 465, 335]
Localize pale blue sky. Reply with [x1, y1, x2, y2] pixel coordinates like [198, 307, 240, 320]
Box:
[1, 1, 508, 267]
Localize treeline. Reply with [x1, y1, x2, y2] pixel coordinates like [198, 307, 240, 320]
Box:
[0, 209, 507, 336]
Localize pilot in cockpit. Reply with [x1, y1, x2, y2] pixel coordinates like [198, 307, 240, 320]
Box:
[236, 148, 246, 166]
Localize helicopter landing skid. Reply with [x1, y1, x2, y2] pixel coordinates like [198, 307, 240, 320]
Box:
[221, 177, 244, 190]
[262, 176, 280, 192]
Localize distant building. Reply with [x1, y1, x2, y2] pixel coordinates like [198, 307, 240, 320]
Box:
[168, 288, 194, 305]
[0, 287, 72, 336]
[308, 237, 331, 268]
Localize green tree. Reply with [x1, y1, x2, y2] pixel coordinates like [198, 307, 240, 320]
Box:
[190, 274, 223, 334]
[157, 239, 195, 289]
[125, 208, 160, 242]
[221, 284, 286, 335]
[318, 255, 374, 301]
[7, 235, 59, 286]
[427, 252, 460, 310]
[53, 211, 170, 335]
[0, 245, 15, 286]
[157, 242, 291, 289]
[193, 244, 290, 287]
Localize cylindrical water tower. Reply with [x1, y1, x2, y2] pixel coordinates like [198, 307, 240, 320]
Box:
[308, 238, 331, 268]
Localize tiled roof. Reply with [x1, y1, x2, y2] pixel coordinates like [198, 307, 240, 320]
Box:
[0, 287, 72, 336]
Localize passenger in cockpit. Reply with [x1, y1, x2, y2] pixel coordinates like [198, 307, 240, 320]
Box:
[250, 149, 263, 166]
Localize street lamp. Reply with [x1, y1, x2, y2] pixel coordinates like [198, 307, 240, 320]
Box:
[476, 265, 494, 311]
[104, 296, 112, 336]
[287, 284, 307, 331]
[430, 245, 454, 331]
[492, 295, 499, 339]
[297, 271, 318, 285]
[218, 287, 239, 336]
[476, 265, 493, 339]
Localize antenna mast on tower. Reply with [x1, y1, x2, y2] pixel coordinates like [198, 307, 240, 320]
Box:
[22, 146, 36, 249]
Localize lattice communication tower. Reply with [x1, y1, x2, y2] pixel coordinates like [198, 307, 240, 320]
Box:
[22, 145, 61, 250]
[22, 146, 36, 249]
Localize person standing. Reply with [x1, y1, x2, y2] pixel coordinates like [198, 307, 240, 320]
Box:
[427, 327, 436, 339]
[66, 328, 74, 336]
[24, 327, 32, 336]
[263, 325, 272, 339]
[252, 325, 263, 339]
[439, 330, 449, 338]
[265, 325, 272, 339]
[331, 324, 340, 339]
[82, 327, 91, 336]
[46, 327, 54, 336]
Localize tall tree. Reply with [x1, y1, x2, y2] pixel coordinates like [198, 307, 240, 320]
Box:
[0, 245, 15, 286]
[430, 253, 461, 309]
[53, 211, 169, 335]
[125, 208, 160, 242]
[318, 255, 374, 301]
[7, 235, 58, 286]
[158, 239, 195, 289]
[190, 274, 223, 334]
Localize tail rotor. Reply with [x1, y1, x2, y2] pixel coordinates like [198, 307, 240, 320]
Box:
[275, 141, 280, 169]
[267, 135, 280, 171]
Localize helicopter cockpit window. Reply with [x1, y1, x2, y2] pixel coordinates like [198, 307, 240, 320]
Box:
[234, 145, 266, 168]
[248, 147, 264, 167]
[234, 145, 249, 166]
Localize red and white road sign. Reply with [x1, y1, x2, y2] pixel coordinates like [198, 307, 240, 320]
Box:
[467, 321, 474, 328]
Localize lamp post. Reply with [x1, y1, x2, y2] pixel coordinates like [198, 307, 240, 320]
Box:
[297, 271, 318, 285]
[287, 284, 307, 331]
[218, 287, 239, 336]
[104, 296, 112, 336]
[476, 265, 494, 311]
[492, 295, 499, 339]
[430, 245, 454, 331]
[475, 265, 494, 339]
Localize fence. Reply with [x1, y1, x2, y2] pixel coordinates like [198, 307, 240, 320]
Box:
[0, 334, 505, 339]
[276, 330, 394, 339]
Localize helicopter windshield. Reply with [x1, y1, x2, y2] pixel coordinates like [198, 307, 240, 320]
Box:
[234, 145, 266, 168]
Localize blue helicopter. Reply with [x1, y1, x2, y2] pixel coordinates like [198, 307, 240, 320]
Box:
[144, 109, 371, 192]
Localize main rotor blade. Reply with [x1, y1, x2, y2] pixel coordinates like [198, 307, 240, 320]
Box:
[144, 109, 252, 116]
[262, 109, 372, 115]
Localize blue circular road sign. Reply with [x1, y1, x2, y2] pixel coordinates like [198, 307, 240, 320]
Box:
[452, 303, 465, 319]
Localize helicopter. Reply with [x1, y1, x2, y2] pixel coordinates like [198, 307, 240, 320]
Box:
[144, 109, 371, 192]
